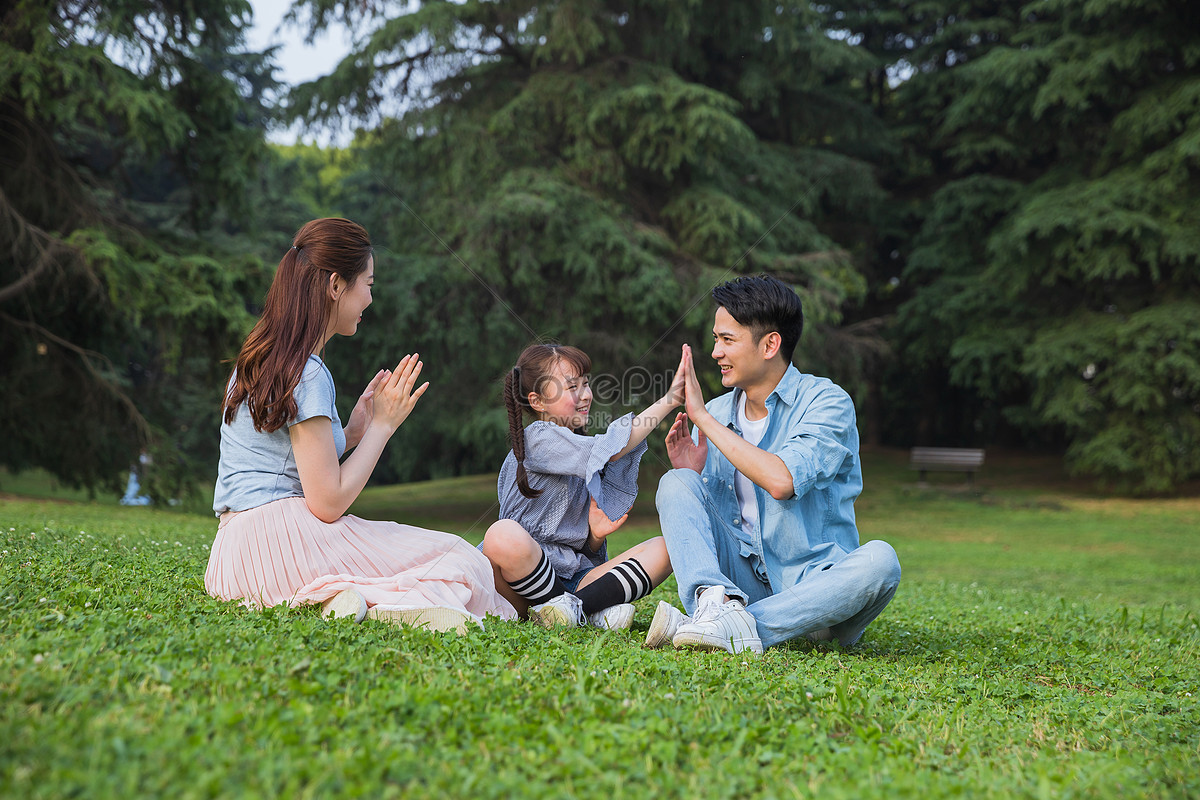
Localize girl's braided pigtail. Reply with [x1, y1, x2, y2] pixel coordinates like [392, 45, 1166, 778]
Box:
[505, 367, 541, 499]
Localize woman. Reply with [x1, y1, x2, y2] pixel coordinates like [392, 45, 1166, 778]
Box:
[205, 218, 516, 632]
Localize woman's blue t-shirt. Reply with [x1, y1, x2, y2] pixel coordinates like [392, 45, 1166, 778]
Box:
[212, 355, 346, 516]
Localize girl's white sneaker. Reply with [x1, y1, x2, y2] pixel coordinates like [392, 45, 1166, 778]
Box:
[587, 603, 635, 630]
[529, 593, 583, 628]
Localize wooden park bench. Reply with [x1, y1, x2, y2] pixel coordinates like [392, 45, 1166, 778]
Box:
[909, 447, 986, 486]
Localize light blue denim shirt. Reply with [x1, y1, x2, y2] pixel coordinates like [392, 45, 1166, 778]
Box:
[698, 364, 862, 592]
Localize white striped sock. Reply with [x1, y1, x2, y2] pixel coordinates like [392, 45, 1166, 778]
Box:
[509, 552, 562, 605]
[609, 559, 652, 601]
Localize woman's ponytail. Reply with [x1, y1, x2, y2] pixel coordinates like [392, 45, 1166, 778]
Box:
[224, 218, 373, 431]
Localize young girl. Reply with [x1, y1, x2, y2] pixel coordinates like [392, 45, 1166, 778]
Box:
[205, 218, 516, 632]
[481, 343, 683, 629]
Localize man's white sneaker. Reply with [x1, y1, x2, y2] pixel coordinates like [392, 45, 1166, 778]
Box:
[321, 588, 368, 623]
[529, 593, 584, 628]
[806, 627, 833, 643]
[644, 601, 689, 648]
[672, 584, 763, 654]
[587, 603, 635, 630]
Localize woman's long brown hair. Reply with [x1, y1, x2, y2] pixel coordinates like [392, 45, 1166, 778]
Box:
[505, 343, 592, 499]
[223, 218, 373, 432]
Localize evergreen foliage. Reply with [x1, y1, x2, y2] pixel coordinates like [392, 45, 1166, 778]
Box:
[292, 0, 889, 481]
[844, 0, 1200, 492]
[0, 1, 275, 497]
[4, 0, 1196, 494]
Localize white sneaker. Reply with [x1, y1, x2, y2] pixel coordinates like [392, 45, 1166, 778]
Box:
[321, 588, 367, 623]
[672, 585, 763, 654]
[529, 593, 583, 628]
[367, 604, 483, 635]
[644, 601, 689, 648]
[587, 603, 635, 630]
[806, 627, 833, 643]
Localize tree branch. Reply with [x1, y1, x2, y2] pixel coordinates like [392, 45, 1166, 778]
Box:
[0, 186, 78, 303]
[0, 310, 152, 442]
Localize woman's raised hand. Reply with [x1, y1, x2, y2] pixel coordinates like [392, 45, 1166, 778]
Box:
[371, 354, 430, 433]
[344, 368, 389, 449]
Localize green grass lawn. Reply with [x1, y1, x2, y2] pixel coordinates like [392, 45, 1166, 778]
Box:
[2, 450, 1197, 799]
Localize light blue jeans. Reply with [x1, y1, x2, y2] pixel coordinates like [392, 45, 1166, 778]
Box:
[656, 469, 901, 649]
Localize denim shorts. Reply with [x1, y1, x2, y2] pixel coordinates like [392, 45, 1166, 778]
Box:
[563, 566, 599, 594]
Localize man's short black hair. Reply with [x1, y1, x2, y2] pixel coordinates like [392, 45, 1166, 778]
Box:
[711, 275, 804, 362]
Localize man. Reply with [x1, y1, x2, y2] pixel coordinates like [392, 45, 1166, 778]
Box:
[646, 275, 900, 654]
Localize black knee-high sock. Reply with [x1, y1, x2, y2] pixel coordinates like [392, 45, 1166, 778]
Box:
[575, 558, 653, 615]
[508, 551, 566, 606]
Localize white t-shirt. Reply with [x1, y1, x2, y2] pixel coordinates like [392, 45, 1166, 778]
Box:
[734, 392, 769, 538]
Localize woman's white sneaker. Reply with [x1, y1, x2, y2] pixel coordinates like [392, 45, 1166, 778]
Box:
[367, 604, 483, 634]
[320, 588, 368, 623]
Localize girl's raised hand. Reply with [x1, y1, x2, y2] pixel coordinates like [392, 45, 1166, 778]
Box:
[371, 354, 430, 433]
[681, 344, 708, 420]
[587, 496, 628, 542]
[665, 344, 688, 407]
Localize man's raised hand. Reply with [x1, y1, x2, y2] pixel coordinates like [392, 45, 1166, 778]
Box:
[665, 412, 708, 473]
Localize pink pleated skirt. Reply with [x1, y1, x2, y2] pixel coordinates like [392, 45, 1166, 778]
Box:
[205, 497, 516, 620]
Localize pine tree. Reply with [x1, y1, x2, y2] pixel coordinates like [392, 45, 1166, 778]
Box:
[0, 1, 274, 496]
[843, 0, 1200, 492]
[290, 0, 892, 479]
